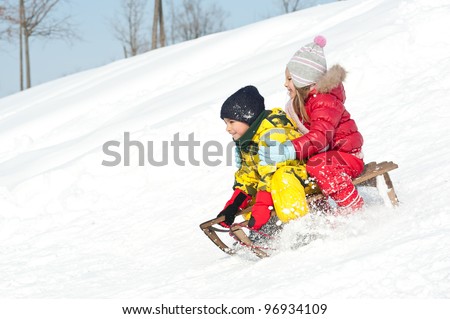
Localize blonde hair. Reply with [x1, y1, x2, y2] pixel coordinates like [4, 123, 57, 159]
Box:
[292, 85, 312, 123]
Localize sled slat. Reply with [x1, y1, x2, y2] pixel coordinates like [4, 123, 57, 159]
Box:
[353, 161, 398, 185]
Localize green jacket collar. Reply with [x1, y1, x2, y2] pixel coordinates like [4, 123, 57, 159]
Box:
[235, 110, 270, 150]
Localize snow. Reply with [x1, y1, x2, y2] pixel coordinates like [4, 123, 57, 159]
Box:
[1, 0, 450, 305]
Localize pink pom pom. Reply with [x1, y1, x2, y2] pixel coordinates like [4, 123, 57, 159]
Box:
[314, 35, 327, 48]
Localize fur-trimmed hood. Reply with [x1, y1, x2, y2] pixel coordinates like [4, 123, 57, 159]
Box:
[315, 64, 347, 94]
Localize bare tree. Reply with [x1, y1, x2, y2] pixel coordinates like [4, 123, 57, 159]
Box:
[151, 0, 165, 49]
[112, 0, 149, 58]
[278, 0, 344, 13]
[171, 0, 227, 43]
[279, 0, 302, 13]
[0, 5, 5, 38]
[0, 3, 11, 43]
[3, 0, 78, 90]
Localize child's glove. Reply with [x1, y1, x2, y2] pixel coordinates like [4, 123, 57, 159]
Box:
[235, 147, 242, 168]
[217, 189, 251, 227]
[248, 191, 273, 230]
[258, 140, 296, 165]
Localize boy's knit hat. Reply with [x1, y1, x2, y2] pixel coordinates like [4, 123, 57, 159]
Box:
[287, 35, 327, 88]
[220, 85, 265, 126]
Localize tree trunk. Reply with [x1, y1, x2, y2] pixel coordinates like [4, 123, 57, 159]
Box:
[19, 0, 25, 91]
[159, 0, 165, 47]
[169, 0, 175, 45]
[151, 0, 159, 49]
[24, 29, 31, 88]
[123, 45, 128, 59]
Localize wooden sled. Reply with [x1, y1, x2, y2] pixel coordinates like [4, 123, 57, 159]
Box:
[200, 161, 399, 258]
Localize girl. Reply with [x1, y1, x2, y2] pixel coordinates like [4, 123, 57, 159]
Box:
[259, 36, 365, 212]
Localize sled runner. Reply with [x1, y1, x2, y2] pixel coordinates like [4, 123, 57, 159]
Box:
[199, 207, 252, 256]
[200, 161, 399, 258]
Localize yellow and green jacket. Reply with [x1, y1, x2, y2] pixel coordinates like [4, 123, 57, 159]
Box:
[233, 108, 308, 197]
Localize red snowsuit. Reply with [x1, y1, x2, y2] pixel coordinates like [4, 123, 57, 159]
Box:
[289, 65, 364, 210]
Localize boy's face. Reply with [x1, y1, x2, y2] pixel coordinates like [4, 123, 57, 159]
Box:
[224, 118, 249, 140]
[284, 68, 297, 100]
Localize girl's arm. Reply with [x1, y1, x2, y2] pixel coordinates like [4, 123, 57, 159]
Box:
[291, 95, 343, 160]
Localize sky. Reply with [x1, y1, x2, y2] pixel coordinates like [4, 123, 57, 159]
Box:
[0, 0, 334, 99]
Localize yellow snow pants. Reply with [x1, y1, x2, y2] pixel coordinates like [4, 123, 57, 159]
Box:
[270, 165, 319, 223]
[243, 165, 320, 224]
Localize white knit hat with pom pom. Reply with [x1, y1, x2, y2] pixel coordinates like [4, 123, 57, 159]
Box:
[287, 35, 327, 88]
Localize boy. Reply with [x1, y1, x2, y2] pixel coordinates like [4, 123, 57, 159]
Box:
[217, 85, 319, 230]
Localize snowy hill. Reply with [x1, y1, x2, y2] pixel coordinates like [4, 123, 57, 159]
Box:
[1, 0, 450, 300]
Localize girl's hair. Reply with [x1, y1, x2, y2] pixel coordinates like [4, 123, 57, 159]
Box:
[293, 85, 312, 123]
